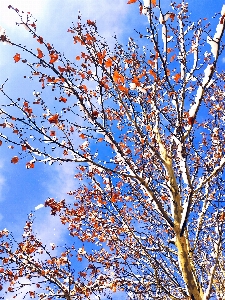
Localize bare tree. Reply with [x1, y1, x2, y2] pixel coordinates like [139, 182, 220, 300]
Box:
[0, 1, 225, 299]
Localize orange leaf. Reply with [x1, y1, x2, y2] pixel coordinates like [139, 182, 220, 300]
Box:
[37, 36, 44, 44]
[170, 54, 176, 62]
[37, 36, 43, 44]
[49, 53, 58, 64]
[167, 48, 173, 54]
[118, 85, 128, 94]
[58, 66, 66, 73]
[37, 48, 44, 59]
[50, 131, 56, 136]
[152, 0, 156, 7]
[105, 58, 113, 68]
[11, 156, 19, 164]
[85, 33, 95, 42]
[59, 96, 67, 103]
[79, 133, 86, 139]
[170, 13, 175, 21]
[48, 114, 58, 124]
[174, 73, 181, 83]
[13, 53, 20, 63]
[97, 50, 106, 64]
[148, 60, 155, 66]
[149, 69, 156, 79]
[132, 76, 141, 86]
[127, 0, 137, 4]
[113, 70, 125, 84]
[26, 162, 35, 169]
[87, 20, 96, 26]
[77, 255, 82, 262]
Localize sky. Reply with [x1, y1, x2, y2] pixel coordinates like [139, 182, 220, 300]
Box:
[0, 0, 139, 240]
[0, 0, 225, 298]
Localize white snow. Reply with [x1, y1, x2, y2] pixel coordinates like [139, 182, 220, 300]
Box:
[0, 26, 5, 35]
[35, 204, 44, 210]
[207, 5, 225, 59]
[129, 82, 136, 90]
[142, 0, 150, 15]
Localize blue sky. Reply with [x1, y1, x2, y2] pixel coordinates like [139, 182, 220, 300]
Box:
[0, 0, 225, 298]
[0, 0, 140, 242]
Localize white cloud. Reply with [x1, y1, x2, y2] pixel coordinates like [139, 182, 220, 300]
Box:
[0, 0, 49, 29]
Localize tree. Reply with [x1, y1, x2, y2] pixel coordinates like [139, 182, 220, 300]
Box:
[0, 0, 225, 299]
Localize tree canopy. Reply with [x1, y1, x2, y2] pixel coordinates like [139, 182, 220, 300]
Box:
[0, 1, 225, 299]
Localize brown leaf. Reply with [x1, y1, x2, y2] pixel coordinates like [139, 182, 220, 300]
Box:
[11, 156, 19, 164]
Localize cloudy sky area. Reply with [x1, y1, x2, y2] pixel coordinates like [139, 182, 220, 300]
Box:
[0, 0, 224, 298]
[0, 0, 138, 239]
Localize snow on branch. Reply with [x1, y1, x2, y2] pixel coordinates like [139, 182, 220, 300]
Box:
[203, 225, 222, 300]
[196, 157, 225, 192]
[207, 5, 225, 59]
[185, 6, 225, 137]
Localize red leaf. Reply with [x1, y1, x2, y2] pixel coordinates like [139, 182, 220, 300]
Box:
[0, 140, 2, 146]
[87, 20, 95, 25]
[11, 156, 19, 164]
[92, 110, 99, 119]
[59, 96, 67, 103]
[58, 66, 66, 73]
[37, 36, 43, 44]
[13, 53, 20, 63]
[47, 43, 52, 50]
[37, 48, 44, 58]
[48, 114, 58, 124]
[49, 53, 58, 64]
[50, 131, 56, 136]
[188, 116, 195, 126]
[26, 162, 35, 169]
